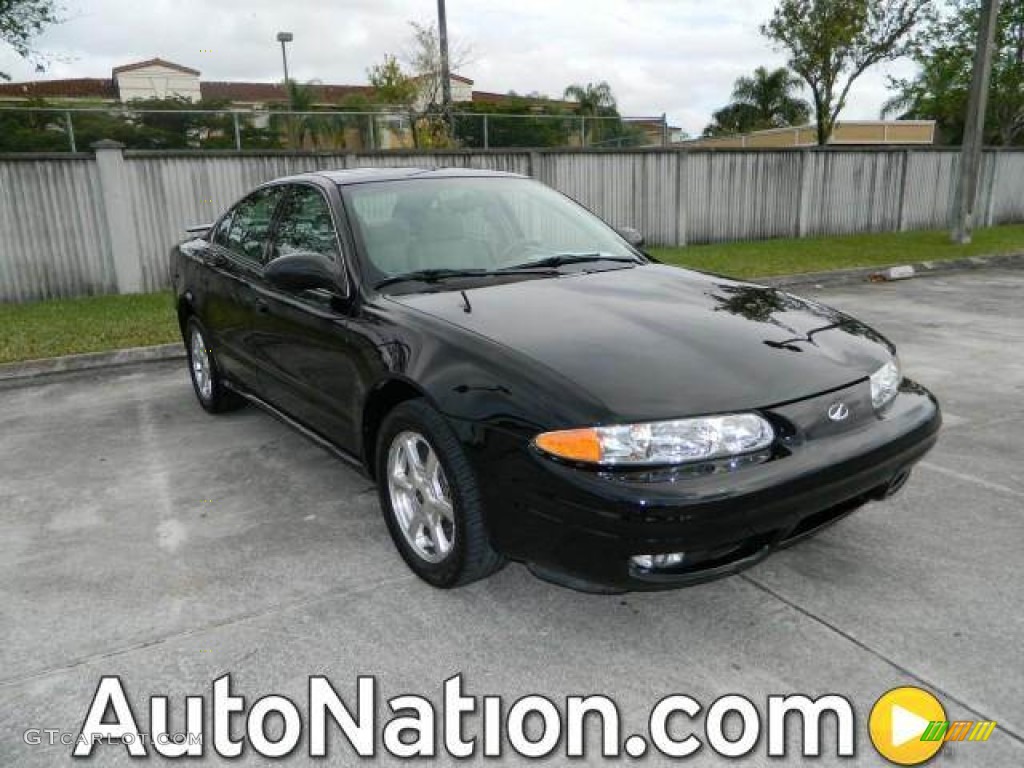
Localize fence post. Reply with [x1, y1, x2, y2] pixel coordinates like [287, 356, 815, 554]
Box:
[65, 111, 77, 153]
[897, 150, 912, 232]
[232, 113, 242, 151]
[675, 150, 687, 247]
[580, 116, 586, 148]
[529, 151, 543, 181]
[91, 140, 144, 294]
[796, 149, 813, 238]
[983, 150, 998, 227]
[483, 114, 489, 150]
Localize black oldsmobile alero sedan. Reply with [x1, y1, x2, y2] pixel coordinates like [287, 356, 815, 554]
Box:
[171, 168, 940, 592]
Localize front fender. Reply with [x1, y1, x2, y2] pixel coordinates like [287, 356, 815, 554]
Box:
[365, 300, 614, 436]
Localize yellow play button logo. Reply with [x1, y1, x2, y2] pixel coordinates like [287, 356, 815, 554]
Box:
[869, 686, 947, 765]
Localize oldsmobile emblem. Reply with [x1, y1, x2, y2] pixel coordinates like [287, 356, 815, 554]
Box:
[827, 402, 850, 421]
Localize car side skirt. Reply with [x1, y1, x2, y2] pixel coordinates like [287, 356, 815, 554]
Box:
[224, 380, 370, 477]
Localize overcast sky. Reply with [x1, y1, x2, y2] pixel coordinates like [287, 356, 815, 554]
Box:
[0, 0, 919, 135]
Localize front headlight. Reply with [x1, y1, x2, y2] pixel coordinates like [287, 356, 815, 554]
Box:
[870, 359, 901, 410]
[534, 413, 775, 466]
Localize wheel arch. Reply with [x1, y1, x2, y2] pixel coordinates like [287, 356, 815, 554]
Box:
[361, 377, 431, 479]
[176, 292, 197, 338]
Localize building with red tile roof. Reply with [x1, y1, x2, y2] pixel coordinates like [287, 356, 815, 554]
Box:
[0, 57, 523, 110]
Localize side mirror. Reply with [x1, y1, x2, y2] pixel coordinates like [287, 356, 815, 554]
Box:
[616, 227, 645, 249]
[265, 252, 340, 293]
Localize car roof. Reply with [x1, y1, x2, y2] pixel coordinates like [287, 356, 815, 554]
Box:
[271, 166, 528, 187]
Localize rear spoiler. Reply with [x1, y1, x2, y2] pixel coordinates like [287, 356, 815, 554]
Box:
[185, 223, 212, 236]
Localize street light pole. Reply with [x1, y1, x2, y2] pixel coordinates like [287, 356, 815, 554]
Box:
[277, 31, 293, 83]
[276, 31, 294, 111]
[276, 31, 293, 86]
[951, 0, 1000, 244]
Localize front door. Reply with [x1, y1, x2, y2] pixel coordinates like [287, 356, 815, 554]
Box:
[245, 183, 370, 452]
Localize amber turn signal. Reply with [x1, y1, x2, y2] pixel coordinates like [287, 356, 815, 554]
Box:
[534, 428, 602, 463]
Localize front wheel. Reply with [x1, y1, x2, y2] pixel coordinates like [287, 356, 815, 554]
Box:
[185, 318, 244, 414]
[376, 400, 505, 587]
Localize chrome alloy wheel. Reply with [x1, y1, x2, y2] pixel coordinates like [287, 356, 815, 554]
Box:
[386, 430, 456, 563]
[190, 327, 213, 401]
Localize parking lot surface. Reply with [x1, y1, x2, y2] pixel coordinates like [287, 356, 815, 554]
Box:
[2, 269, 1022, 766]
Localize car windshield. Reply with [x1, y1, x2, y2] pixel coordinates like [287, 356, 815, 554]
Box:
[342, 177, 640, 285]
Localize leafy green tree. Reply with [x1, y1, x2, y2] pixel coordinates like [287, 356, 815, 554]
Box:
[704, 66, 811, 135]
[122, 97, 239, 149]
[762, 0, 934, 145]
[407, 21, 474, 147]
[235, 120, 282, 150]
[0, 98, 67, 150]
[704, 103, 761, 136]
[0, 97, 251, 151]
[884, 0, 1024, 145]
[591, 119, 651, 147]
[0, 0, 61, 80]
[404, 20, 472, 111]
[453, 98, 574, 148]
[367, 54, 418, 108]
[366, 53, 423, 146]
[362, 21, 474, 148]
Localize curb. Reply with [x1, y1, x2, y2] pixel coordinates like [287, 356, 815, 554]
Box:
[0, 343, 185, 384]
[760, 251, 1024, 289]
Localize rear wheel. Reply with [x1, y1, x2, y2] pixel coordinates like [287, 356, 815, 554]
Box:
[186, 318, 243, 413]
[376, 400, 505, 587]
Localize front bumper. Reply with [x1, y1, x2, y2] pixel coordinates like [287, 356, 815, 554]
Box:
[470, 380, 940, 592]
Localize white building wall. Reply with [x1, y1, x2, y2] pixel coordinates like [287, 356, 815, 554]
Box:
[114, 65, 202, 103]
[451, 79, 473, 102]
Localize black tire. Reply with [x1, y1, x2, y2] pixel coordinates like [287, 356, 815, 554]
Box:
[185, 317, 244, 414]
[376, 399, 505, 588]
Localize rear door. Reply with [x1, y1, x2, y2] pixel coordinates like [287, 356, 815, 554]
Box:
[245, 182, 369, 450]
[202, 186, 286, 391]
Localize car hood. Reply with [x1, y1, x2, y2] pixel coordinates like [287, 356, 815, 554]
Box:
[386, 264, 894, 422]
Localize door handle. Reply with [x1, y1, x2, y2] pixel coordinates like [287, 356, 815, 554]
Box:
[253, 297, 270, 314]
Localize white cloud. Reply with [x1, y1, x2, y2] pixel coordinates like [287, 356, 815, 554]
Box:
[0, 0, 919, 135]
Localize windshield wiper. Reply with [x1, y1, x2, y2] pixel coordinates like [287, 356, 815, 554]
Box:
[375, 267, 557, 289]
[499, 252, 641, 271]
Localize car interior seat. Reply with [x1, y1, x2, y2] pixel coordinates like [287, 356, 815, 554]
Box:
[361, 220, 413, 275]
[407, 210, 495, 272]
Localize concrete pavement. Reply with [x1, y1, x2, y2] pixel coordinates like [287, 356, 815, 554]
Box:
[1, 270, 1022, 766]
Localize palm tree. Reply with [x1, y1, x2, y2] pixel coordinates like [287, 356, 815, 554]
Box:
[563, 81, 618, 144]
[704, 67, 810, 136]
[563, 81, 618, 116]
[274, 80, 318, 149]
[732, 67, 809, 127]
[277, 80, 348, 150]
